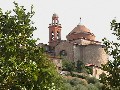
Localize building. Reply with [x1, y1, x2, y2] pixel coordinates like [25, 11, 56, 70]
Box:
[38, 13, 108, 78]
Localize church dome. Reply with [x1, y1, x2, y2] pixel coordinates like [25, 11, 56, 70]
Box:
[66, 25, 95, 41]
[69, 25, 90, 34]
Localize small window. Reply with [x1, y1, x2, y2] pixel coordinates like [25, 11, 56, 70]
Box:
[51, 31, 54, 40]
[60, 50, 67, 56]
[57, 31, 59, 39]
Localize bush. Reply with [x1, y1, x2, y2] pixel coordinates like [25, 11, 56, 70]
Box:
[71, 72, 87, 79]
[85, 66, 93, 75]
[77, 74, 87, 79]
[74, 84, 88, 90]
[62, 83, 73, 90]
[95, 82, 104, 90]
[70, 78, 79, 86]
[87, 84, 99, 90]
[62, 60, 75, 72]
[86, 76, 99, 84]
[62, 77, 103, 90]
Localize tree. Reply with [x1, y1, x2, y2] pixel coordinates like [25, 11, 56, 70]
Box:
[76, 60, 92, 74]
[0, 2, 62, 90]
[100, 19, 120, 90]
[76, 60, 84, 73]
[62, 60, 75, 73]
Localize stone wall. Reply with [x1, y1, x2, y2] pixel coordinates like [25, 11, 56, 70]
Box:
[74, 44, 108, 66]
[55, 41, 74, 61]
[50, 57, 62, 71]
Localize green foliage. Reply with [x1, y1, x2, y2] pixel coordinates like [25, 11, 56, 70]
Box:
[70, 78, 83, 86]
[74, 84, 88, 90]
[62, 77, 102, 90]
[62, 60, 75, 72]
[63, 83, 73, 90]
[62, 59, 93, 76]
[76, 60, 84, 73]
[86, 77, 99, 84]
[76, 60, 93, 74]
[100, 19, 120, 90]
[63, 78, 88, 90]
[71, 78, 87, 86]
[71, 73, 87, 79]
[87, 84, 99, 90]
[0, 2, 62, 90]
[85, 66, 93, 75]
[95, 82, 103, 90]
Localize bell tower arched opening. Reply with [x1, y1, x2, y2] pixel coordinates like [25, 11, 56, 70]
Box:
[48, 13, 62, 47]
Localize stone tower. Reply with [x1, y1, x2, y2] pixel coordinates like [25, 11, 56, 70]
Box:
[48, 13, 62, 48]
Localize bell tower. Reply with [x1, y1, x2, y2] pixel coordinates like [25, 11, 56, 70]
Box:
[48, 13, 62, 48]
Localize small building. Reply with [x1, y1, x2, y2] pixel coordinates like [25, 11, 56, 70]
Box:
[85, 64, 105, 79]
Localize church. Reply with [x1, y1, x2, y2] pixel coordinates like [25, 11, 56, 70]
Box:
[38, 13, 108, 77]
[39, 13, 108, 65]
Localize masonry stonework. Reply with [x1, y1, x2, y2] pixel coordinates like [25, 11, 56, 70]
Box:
[55, 41, 74, 61]
[74, 44, 108, 66]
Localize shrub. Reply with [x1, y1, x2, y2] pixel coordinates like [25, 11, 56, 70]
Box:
[62, 60, 75, 72]
[86, 76, 99, 84]
[87, 84, 99, 90]
[74, 84, 88, 90]
[63, 83, 73, 90]
[95, 82, 104, 90]
[70, 78, 80, 86]
[77, 74, 87, 79]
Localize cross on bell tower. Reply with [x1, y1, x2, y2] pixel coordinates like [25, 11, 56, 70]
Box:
[48, 13, 62, 48]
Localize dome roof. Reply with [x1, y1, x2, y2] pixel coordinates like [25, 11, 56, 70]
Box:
[69, 25, 90, 35]
[66, 25, 95, 41]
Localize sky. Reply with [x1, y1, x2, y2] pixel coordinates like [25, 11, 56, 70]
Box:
[0, 0, 120, 44]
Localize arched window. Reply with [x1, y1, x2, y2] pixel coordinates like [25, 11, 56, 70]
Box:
[57, 31, 59, 39]
[60, 50, 67, 56]
[51, 31, 54, 40]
